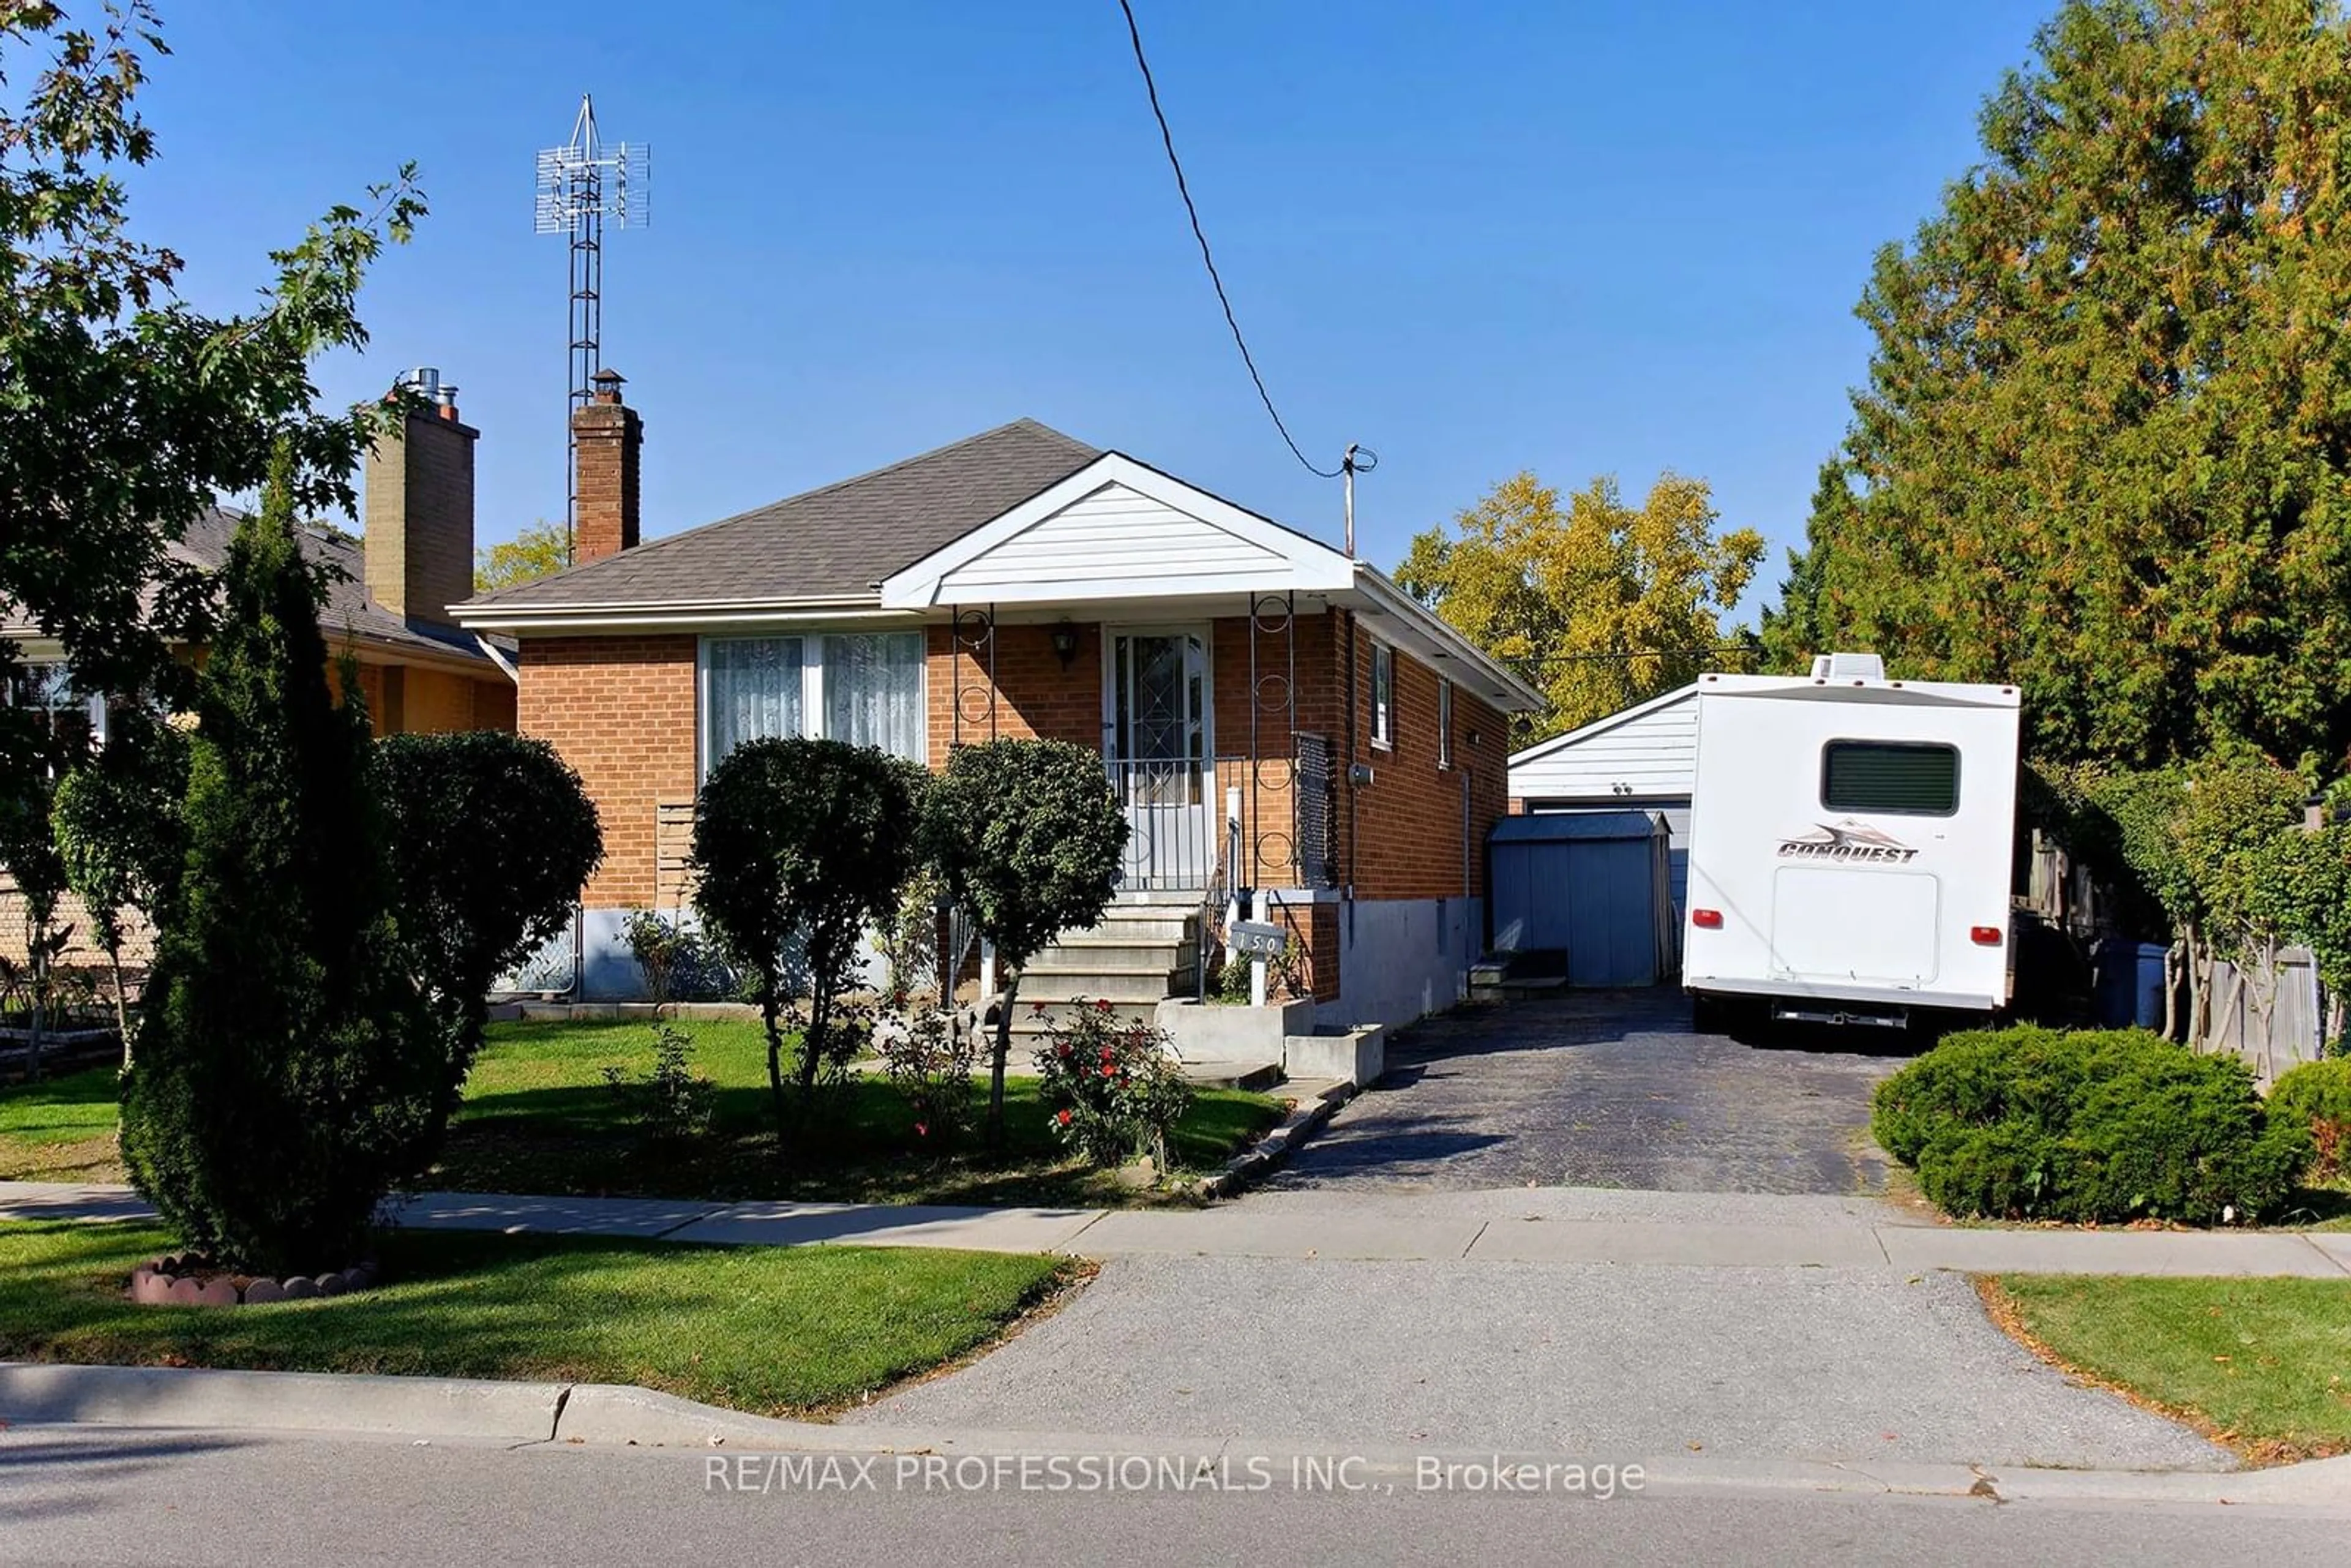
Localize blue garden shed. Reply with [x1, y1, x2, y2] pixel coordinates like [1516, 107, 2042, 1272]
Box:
[1487, 811, 1673, 988]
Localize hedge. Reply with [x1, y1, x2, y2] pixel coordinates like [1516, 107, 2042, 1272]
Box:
[2267, 1059, 2351, 1184]
[1871, 1026, 2311, 1225]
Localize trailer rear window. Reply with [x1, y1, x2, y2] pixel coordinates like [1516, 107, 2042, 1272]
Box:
[1821, 741, 1959, 816]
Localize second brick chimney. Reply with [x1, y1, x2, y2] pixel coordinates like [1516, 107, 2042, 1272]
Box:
[573, 367, 643, 563]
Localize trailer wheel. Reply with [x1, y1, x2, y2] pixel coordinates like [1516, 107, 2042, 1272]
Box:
[1690, 992, 1727, 1035]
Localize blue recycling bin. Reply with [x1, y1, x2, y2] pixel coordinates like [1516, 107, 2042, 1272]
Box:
[2094, 939, 2169, 1029]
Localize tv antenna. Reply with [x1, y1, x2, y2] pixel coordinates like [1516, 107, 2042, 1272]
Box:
[535, 94, 650, 558]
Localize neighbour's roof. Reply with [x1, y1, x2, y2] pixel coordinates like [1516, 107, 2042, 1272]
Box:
[4, 508, 501, 669]
[1488, 810, 1667, 844]
[462, 418, 1101, 611]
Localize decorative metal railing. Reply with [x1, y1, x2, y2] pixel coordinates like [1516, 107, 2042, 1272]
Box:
[1109, 758, 1215, 893]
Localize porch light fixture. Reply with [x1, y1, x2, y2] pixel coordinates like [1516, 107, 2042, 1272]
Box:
[1049, 620, 1079, 669]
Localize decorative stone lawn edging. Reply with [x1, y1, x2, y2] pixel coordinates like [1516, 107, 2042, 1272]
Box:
[129, 1256, 378, 1307]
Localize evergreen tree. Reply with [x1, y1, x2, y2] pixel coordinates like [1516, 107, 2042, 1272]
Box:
[1775, 0, 2351, 766]
[119, 452, 440, 1275]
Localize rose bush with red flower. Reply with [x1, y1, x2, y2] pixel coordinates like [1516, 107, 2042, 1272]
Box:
[1032, 997, 1193, 1168]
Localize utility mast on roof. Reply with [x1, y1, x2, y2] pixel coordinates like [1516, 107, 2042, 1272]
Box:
[534, 94, 650, 559]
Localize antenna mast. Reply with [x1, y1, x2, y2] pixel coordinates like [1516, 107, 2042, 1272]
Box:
[535, 94, 650, 560]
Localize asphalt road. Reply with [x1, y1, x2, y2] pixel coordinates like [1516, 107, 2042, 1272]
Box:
[1, 1427, 2341, 1567]
[1270, 988, 1909, 1195]
[842, 1253, 2225, 1472]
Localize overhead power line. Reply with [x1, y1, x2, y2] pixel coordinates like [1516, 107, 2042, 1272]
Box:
[1115, 0, 1344, 480]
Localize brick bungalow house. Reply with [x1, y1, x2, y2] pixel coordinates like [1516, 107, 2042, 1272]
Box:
[2, 375, 516, 969]
[452, 377, 1540, 1029]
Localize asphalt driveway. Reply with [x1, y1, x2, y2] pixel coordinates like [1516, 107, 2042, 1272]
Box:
[1270, 988, 1908, 1195]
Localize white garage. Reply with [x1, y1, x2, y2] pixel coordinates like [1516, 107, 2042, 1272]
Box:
[1506, 683, 1697, 925]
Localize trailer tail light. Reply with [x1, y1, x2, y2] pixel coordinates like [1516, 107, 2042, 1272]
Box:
[1692, 908, 1724, 929]
[1970, 925, 2004, 947]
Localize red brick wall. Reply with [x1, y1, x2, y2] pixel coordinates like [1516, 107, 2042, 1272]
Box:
[1332, 610, 1510, 902]
[924, 621, 1102, 768]
[514, 609, 1509, 917]
[517, 634, 696, 907]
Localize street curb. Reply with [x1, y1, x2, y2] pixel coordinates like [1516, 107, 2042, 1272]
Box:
[10, 1361, 2349, 1509]
[0, 1361, 566, 1444]
[1191, 1081, 1355, 1199]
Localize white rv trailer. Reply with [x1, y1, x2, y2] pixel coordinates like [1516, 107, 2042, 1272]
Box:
[1681, 653, 2022, 1030]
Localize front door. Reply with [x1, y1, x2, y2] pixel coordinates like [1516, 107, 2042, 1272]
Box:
[1104, 627, 1212, 891]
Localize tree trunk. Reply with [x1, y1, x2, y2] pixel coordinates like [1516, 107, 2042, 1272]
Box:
[2162, 940, 2183, 1041]
[105, 940, 131, 1069]
[761, 978, 789, 1162]
[986, 966, 1020, 1152]
[26, 937, 45, 1084]
[2186, 924, 2208, 1051]
[798, 989, 828, 1102]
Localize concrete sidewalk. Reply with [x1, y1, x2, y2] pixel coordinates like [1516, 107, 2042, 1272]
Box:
[4, 1179, 2347, 1276]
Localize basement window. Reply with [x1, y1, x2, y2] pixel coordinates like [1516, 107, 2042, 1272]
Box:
[1371, 643, 1396, 749]
[700, 632, 925, 772]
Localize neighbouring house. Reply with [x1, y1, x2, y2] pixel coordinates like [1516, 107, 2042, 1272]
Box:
[2, 372, 518, 971]
[451, 375, 1543, 1029]
[1507, 683, 1698, 919]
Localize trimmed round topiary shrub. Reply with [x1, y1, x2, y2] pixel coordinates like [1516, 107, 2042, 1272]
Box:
[1871, 1026, 2312, 1225]
[2267, 1059, 2351, 1184]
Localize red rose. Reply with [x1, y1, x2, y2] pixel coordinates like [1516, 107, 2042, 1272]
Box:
[1056, 1109, 1073, 1126]
[1096, 999, 1114, 1013]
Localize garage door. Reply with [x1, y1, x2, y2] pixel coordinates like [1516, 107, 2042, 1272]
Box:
[1489, 811, 1670, 988]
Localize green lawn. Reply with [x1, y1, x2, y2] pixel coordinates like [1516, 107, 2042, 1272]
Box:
[0, 1218, 1070, 1416]
[1991, 1275, 2351, 1462]
[0, 1065, 121, 1182]
[1, 1018, 1289, 1207]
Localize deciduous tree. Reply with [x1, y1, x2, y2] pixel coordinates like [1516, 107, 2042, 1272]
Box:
[691, 737, 924, 1153]
[921, 740, 1128, 1148]
[1398, 471, 1762, 745]
[0, 2, 423, 801]
[473, 521, 571, 593]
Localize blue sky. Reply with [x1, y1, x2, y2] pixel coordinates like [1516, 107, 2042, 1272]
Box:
[129, 1, 2054, 616]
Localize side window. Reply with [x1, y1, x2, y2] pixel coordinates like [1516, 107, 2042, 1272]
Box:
[1371, 643, 1395, 749]
[1821, 740, 1959, 816]
[1437, 677, 1453, 768]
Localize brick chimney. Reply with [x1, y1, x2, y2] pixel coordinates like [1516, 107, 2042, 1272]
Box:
[364, 368, 478, 625]
[572, 368, 643, 563]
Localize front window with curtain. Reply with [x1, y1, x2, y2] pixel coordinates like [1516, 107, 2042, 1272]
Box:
[700, 632, 925, 773]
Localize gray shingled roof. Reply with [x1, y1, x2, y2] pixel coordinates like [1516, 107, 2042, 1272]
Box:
[460, 417, 1101, 611]
[5, 508, 499, 667]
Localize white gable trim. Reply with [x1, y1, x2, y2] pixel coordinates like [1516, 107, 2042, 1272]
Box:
[879, 453, 1357, 609]
[1508, 682, 1698, 767]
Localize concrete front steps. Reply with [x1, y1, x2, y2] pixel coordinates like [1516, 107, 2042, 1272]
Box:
[1008, 903, 1202, 1035]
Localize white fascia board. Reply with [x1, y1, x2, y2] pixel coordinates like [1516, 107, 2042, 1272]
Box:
[878, 452, 1357, 609]
[1508, 683, 1698, 767]
[1346, 566, 1547, 713]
